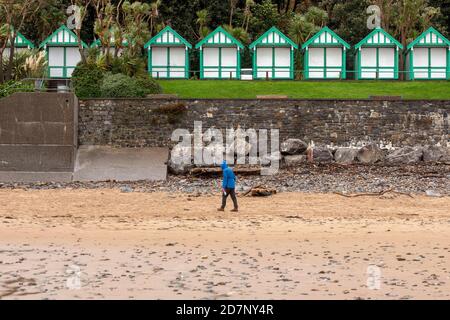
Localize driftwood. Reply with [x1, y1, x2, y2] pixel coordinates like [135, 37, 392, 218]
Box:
[334, 188, 414, 199]
[241, 184, 277, 197]
[190, 167, 261, 177]
[241, 184, 263, 197]
[251, 187, 277, 197]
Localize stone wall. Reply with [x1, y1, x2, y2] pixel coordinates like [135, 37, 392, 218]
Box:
[78, 98, 449, 148]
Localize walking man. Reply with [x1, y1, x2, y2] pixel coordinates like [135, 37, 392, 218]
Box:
[218, 161, 238, 212]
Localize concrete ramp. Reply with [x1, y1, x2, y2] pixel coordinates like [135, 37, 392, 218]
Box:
[74, 146, 168, 182]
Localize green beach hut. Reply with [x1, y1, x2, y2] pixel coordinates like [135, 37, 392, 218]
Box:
[249, 27, 297, 80]
[302, 27, 350, 80]
[354, 28, 403, 80]
[144, 26, 192, 79]
[39, 25, 87, 78]
[5, 29, 34, 57]
[195, 26, 244, 80]
[405, 27, 450, 80]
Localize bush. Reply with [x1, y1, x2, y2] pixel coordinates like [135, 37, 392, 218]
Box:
[100, 73, 163, 98]
[110, 55, 147, 78]
[100, 73, 144, 98]
[135, 75, 163, 95]
[0, 80, 34, 98]
[72, 63, 104, 98]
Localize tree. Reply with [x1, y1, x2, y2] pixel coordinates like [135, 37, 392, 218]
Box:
[150, 0, 162, 36]
[70, 0, 93, 64]
[224, 25, 250, 44]
[229, 0, 238, 27]
[288, 6, 328, 45]
[249, 0, 280, 37]
[196, 9, 210, 39]
[0, 0, 43, 83]
[122, 1, 151, 59]
[242, 0, 255, 32]
[94, 0, 114, 57]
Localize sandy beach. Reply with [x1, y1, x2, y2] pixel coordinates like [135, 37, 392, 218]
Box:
[0, 189, 449, 300]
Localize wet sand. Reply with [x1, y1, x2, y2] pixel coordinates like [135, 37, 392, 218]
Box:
[0, 190, 449, 299]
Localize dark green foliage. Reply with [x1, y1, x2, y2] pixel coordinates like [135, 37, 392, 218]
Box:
[71, 63, 104, 98]
[135, 75, 163, 95]
[109, 55, 147, 78]
[100, 73, 162, 98]
[0, 80, 34, 98]
[100, 73, 143, 98]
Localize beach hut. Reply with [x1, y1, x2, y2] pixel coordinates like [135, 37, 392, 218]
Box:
[195, 26, 244, 80]
[249, 26, 297, 80]
[354, 28, 403, 80]
[144, 26, 192, 79]
[301, 27, 350, 80]
[4, 30, 34, 57]
[39, 25, 87, 78]
[405, 27, 450, 80]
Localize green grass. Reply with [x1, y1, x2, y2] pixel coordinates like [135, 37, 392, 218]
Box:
[158, 80, 450, 100]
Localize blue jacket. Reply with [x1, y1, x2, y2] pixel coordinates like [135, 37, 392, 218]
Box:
[221, 161, 236, 189]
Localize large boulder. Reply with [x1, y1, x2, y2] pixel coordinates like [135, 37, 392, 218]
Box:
[312, 147, 334, 163]
[357, 144, 385, 164]
[422, 145, 450, 163]
[280, 139, 308, 155]
[334, 148, 358, 164]
[284, 155, 306, 167]
[386, 146, 423, 164]
[168, 146, 193, 174]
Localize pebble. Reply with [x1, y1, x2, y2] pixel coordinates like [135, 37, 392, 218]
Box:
[0, 163, 448, 195]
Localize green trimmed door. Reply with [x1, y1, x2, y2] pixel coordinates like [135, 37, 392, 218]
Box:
[201, 47, 239, 79]
[150, 46, 188, 79]
[48, 46, 81, 78]
[411, 47, 448, 79]
[306, 47, 345, 79]
[254, 47, 293, 79]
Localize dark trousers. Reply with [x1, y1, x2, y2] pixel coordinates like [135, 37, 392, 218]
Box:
[221, 188, 238, 209]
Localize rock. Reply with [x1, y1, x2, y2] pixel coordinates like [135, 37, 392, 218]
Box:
[312, 148, 333, 163]
[422, 146, 449, 163]
[284, 155, 307, 167]
[425, 190, 442, 198]
[386, 146, 423, 164]
[120, 186, 133, 193]
[334, 148, 358, 164]
[280, 139, 308, 155]
[357, 144, 385, 164]
[168, 146, 193, 174]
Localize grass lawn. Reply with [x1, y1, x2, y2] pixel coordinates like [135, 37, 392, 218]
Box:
[158, 80, 450, 100]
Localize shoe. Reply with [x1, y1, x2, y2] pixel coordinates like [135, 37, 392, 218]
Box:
[217, 208, 225, 212]
[231, 208, 239, 212]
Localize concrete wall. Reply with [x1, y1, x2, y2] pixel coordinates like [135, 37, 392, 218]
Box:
[79, 98, 449, 148]
[0, 93, 77, 172]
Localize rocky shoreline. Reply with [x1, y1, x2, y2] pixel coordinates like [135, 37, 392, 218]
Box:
[1, 163, 448, 196]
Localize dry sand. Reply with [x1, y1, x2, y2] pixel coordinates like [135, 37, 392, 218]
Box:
[0, 189, 449, 300]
